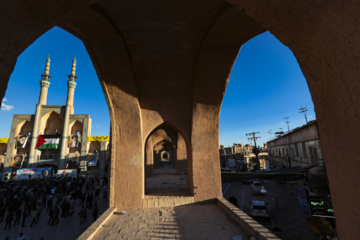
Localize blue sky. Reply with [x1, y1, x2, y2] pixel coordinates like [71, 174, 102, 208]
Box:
[0, 27, 315, 147]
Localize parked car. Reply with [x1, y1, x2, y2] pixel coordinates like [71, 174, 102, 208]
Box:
[249, 200, 270, 218]
[251, 181, 267, 194]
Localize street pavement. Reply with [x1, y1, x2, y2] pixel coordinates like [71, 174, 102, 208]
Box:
[223, 180, 318, 240]
[0, 189, 109, 240]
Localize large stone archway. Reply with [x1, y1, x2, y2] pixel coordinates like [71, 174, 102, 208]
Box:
[1, 1, 360, 238]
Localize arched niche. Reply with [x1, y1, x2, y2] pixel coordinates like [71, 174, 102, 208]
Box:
[39, 111, 63, 135]
[16, 120, 33, 155]
[69, 120, 83, 152]
[70, 120, 83, 135]
[17, 120, 33, 136]
[89, 141, 100, 153]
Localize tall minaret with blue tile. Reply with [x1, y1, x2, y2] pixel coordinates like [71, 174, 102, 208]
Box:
[28, 55, 51, 164]
[59, 57, 77, 168]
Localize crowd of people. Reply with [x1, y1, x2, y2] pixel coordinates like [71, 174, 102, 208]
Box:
[0, 174, 109, 239]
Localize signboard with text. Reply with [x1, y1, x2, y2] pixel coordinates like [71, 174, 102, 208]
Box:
[297, 188, 309, 215]
[310, 197, 326, 216]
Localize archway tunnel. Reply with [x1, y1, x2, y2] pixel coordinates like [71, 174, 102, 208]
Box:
[144, 123, 189, 196]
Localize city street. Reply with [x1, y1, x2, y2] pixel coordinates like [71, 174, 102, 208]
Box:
[223, 180, 318, 240]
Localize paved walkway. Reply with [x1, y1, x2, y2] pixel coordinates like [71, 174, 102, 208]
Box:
[93, 204, 248, 240]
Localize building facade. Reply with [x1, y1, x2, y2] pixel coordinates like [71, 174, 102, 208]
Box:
[0, 56, 109, 176]
[219, 143, 269, 170]
[267, 120, 323, 168]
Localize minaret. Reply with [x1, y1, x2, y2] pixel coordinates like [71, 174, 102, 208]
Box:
[29, 55, 51, 165]
[66, 56, 77, 113]
[59, 57, 77, 169]
[38, 55, 51, 105]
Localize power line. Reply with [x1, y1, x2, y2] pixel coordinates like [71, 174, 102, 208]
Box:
[299, 105, 308, 123]
[284, 117, 290, 132]
[246, 132, 261, 171]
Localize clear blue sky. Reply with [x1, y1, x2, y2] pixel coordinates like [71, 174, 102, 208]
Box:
[0, 27, 315, 147]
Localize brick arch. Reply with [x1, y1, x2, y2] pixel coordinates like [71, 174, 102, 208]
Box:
[0, 2, 359, 238]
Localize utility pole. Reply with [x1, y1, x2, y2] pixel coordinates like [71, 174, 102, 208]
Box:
[246, 132, 261, 171]
[299, 105, 308, 123]
[284, 117, 290, 132]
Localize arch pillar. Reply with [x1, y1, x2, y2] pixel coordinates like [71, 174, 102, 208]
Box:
[191, 103, 222, 200]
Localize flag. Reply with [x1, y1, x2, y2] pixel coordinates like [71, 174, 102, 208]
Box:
[35, 135, 60, 149]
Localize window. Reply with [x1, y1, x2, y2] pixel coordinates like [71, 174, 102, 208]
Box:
[309, 147, 319, 164]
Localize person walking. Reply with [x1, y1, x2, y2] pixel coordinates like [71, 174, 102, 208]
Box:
[29, 208, 37, 227]
[13, 207, 22, 226]
[79, 207, 87, 225]
[36, 202, 42, 221]
[52, 206, 60, 225]
[47, 196, 53, 212]
[69, 198, 76, 216]
[0, 206, 6, 223]
[4, 211, 13, 230]
[21, 206, 27, 227]
[92, 204, 99, 222]
[47, 207, 53, 225]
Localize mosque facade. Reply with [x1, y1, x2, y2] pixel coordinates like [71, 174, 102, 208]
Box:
[0, 56, 109, 175]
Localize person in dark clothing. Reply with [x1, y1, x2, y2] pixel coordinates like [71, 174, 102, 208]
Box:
[13, 208, 21, 226]
[79, 207, 87, 225]
[47, 208, 53, 225]
[0, 206, 6, 223]
[4, 212, 13, 229]
[88, 193, 93, 209]
[26, 202, 32, 217]
[30, 208, 38, 227]
[232, 196, 238, 207]
[92, 204, 99, 222]
[228, 196, 238, 207]
[52, 206, 60, 225]
[47, 197, 53, 212]
[42, 195, 47, 208]
[94, 187, 100, 200]
[21, 206, 27, 227]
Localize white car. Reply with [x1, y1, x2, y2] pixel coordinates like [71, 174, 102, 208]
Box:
[251, 181, 267, 194]
[249, 200, 269, 218]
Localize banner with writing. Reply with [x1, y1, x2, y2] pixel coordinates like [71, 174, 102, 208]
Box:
[297, 188, 309, 215]
[13, 168, 49, 180]
[56, 169, 77, 178]
[88, 136, 110, 142]
[310, 197, 326, 216]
